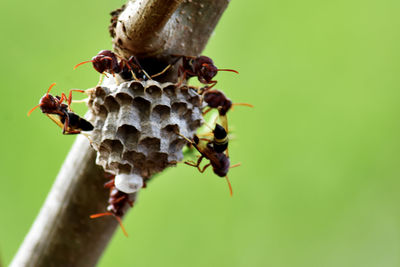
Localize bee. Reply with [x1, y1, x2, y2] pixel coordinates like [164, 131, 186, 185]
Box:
[90, 174, 133, 237]
[28, 83, 93, 134]
[176, 55, 238, 90]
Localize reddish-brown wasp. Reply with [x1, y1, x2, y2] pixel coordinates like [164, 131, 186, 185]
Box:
[119, 55, 150, 80]
[177, 130, 240, 196]
[74, 50, 122, 76]
[90, 174, 133, 237]
[198, 123, 229, 154]
[176, 55, 238, 90]
[202, 89, 253, 133]
[210, 124, 229, 153]
[28, 83, 93, 134]
[74, 50, 143, 84]
[74, 50, 169, 82]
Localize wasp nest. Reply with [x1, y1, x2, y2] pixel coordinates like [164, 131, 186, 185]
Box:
[86, 78, 203, 193]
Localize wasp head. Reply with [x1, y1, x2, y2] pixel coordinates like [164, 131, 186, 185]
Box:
[39, 94, 60, 113]
[194, 56, 217, 83]
[212, 153, 230, 177]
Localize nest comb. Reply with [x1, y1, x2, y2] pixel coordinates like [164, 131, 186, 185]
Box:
[86, 79, 203, 193]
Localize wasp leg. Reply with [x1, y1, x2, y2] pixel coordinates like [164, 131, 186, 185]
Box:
[225, 175, 233, 196]
[61, 113, 81, 135]
[97, 74, 105, 87]
[151, 64, 171, 78]
[199, 163, 211, 173]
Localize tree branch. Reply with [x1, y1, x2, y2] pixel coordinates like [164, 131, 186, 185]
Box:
[113, 0, 229, 58]
[113, 0, 230, 81]
[11, 136, 121, 267]
[11, 0, 229, 266]
[113, 0, 184, 57]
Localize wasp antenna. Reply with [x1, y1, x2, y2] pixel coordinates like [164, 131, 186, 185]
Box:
[217, 68, 239, 74]
[230, 163, 241, 169]
[90, 212, 129, 237]
[225, 176, 233, 197]
[74, 60, 93, 69]
[232, 103, 254, 108]
[114, 216, 129, 237]
[89, 212, 112, 219]
[27, 105, 40, 116]
[46, 82, 57, 95]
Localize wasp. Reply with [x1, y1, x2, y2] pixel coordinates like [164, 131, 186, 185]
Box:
[90, 174, 133, 237]
[28, 83, 93, 134]
[74, 50, 146, 84]
[74, 50, 169, 83]
[176, 55, 238, 90]
[119, 55, 150, 81]
[198, 123, 229, 153]
[202, 89, 253, 134]
[74, 50, 122, 76]
[177, 129, 240, 196]
[210, 123, 229, 153]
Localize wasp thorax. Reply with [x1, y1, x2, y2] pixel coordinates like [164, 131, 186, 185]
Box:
[86, 78, 203, 193]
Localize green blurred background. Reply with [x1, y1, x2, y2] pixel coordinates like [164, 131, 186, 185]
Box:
[2, 0, 400, 266]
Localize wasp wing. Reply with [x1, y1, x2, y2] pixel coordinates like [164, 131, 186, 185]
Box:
[46, 114, 64, 129]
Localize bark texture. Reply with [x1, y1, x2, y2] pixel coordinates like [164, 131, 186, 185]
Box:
[11, 136, 118, 267]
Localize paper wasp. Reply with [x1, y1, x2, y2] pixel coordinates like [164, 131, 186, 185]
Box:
[28, 83, 93, 134]
[74, 50, 120, 75]
[202, 89, 253, 134]
[90, 174, 133, 237]
[177, 127, 240, 196]
[74, 50, 170, 82]
[200, 123, 229, 153]
[176, 55, 238, 90]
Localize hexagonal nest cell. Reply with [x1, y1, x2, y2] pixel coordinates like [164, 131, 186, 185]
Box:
[86, 79, 203, 189]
